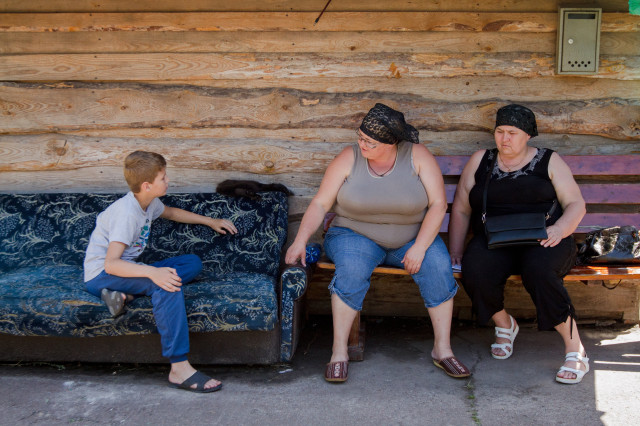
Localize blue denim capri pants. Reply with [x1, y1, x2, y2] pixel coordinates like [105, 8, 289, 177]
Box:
[324, 226, 458, 311]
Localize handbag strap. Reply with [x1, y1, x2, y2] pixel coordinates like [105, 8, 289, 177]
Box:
[481, 151, 498, 224]
[481, 149, 558, 224]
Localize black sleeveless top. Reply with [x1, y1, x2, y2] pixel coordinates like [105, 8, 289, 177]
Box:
[468, 148, 562, 236]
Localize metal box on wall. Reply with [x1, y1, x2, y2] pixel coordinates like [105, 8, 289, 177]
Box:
[556, 8, 602, 75]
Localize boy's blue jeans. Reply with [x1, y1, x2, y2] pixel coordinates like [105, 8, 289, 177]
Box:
[85, 254, 202, 363]
[324, 227, 457, 311]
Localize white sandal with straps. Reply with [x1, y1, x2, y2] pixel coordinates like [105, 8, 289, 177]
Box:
[556, 352, 590, 384]
[491, 315, 519, 360]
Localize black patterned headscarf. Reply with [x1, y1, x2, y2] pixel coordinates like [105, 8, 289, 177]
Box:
[359, 103, 420, 145]
[495, 104, 538, 137]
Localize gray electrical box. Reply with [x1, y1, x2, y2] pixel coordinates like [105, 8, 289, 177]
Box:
[556, 8, 601, 75]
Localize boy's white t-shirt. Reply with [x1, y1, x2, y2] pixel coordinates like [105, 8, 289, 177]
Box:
[84, 192, 165, 282]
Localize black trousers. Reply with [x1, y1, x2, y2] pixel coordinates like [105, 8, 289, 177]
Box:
[461, 234, 577, 331]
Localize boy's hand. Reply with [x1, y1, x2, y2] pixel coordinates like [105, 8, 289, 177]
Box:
[149, 267, 183, 292]
[209, 218, 238, 235]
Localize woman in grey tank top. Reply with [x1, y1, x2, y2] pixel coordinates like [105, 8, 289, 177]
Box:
[285, 103, 470, 382]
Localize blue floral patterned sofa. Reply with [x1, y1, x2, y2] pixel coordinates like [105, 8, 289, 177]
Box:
[0, 192, 309, 364]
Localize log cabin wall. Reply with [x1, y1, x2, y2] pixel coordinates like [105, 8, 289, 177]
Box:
[1, 1, 638, 318]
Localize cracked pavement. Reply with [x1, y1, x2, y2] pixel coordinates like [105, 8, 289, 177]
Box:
[1, 317, 639, 425]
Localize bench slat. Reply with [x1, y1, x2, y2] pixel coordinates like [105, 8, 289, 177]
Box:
[578, 184, 640, 204]
[437, 155, 639, 176]
[431, 213, 640, 233]
[316, 260, 640, 280]
[445, 183, 640, 204]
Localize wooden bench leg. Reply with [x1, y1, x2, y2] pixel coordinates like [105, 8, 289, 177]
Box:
[347, 311, 365, 361]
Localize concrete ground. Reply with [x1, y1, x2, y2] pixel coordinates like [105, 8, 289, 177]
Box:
[1, 316, 639, 426]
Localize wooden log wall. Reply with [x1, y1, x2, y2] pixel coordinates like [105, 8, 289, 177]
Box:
[1, 1, 639, 320]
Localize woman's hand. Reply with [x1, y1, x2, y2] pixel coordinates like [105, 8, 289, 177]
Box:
[541, 224, 564, 247]
[209, 218, 237, 235]
[402, 244, 426, 275]
[450, 253, 463, 268]
[285, 240, 308, 266]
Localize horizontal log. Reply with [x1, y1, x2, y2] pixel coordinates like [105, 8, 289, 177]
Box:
[0, 166, 317, 205]
[0, 12, 637, 33]
[105, 77, 640, 103]
[0, 12, 558, 33]
[3, 133, 636, 177]
[2, 132, 635, 172]
[0, 31, 555, 55]
[0, 135, 339, 174]
[5, 136, 640, 177]
[2, 52, 638, 81]
[1, 84, 638, 139]
[12, 129, 629, 156]
[1, 31, 637, 56]
[1, 0, 630, 13]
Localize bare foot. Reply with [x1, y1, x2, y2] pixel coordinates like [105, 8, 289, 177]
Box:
[492, 316, 518, 358]
[169, 360, 221, 390]
[556, 352, 587, 380]
[329, 351, 349, 363]
[431, 348, 455, 361]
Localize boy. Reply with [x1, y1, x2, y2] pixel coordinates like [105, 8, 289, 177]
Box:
[84, 151, 237, 393]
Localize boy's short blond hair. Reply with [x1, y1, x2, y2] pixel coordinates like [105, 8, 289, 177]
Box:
[124, 151, 166, 193]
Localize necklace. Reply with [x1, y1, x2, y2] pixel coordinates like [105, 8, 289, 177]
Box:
[498, 152, 528, 172]
[367, 146, 398, 177]
[368, 161, 394, 177]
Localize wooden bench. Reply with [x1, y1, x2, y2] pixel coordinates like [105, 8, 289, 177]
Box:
[313, 154, 640, 360]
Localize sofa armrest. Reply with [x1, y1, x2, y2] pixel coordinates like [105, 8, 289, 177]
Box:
[279, 263, 312, 362]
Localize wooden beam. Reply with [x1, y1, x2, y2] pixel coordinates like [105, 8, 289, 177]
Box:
[2, 85, 638, 139]
[0, 12, 636, 33]
[0, 0, 631, 13]
[72, 77, 639, 103]
[0, 12, 558, 33]
[2, 52, 637, 81]
[3, 31, 638, 56]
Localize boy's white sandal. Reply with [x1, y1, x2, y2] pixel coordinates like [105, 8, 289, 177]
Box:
[556, 352, 589, 384]
[491, 315, 519, 360]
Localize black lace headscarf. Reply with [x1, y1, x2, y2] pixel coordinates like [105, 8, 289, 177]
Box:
[359, 103, 420, 145]
[494, 104, 538, 138]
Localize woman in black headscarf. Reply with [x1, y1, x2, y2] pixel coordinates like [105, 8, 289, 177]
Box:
[449, 104, 589, 384]
[286, 103, 470, 382]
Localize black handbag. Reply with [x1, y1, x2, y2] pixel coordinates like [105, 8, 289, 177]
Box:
[482, 152, 557, 249]
[577, 225, 640, 265]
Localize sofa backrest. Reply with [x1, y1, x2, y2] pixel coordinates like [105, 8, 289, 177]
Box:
[0, 192, 288, 277]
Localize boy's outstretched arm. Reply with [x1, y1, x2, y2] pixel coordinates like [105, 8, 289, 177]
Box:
[161, 206, 237, 235]
[104, 241, 183, 292]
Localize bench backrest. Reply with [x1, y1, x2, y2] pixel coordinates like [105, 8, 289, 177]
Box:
[437, 154, 640, 235]
[323, 154, 639, 237]
[0, 192, 288, 277]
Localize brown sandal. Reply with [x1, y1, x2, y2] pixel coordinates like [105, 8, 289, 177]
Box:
[432, 356, 471, 378]
[325, 361, 348, 382]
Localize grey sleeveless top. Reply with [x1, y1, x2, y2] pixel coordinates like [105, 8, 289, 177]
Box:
[331, 141, 429, 248]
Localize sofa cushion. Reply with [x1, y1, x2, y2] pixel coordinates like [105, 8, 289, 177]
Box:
[0, 266, 278, 337]
[140, 192, 288, 278]
[0, 192, 288, 278]
[0, 193, 116, 272]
